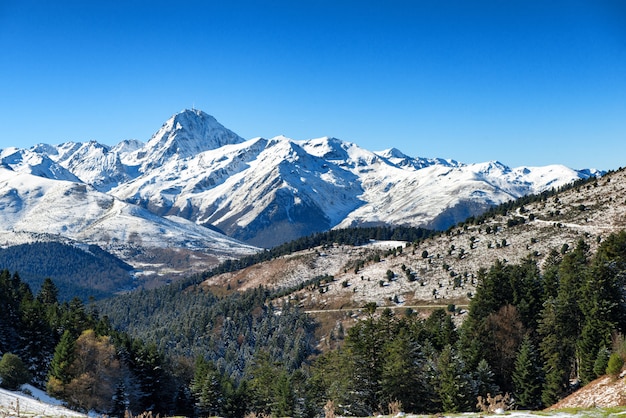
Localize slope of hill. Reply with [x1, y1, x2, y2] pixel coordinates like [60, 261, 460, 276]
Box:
[0, 242, 134, 300]
[96, 166, 626, 416]
[0, 164, 259, 287]
[548, 374, 626, 409]
[0, 385, 86, 417]
[201, 167, 626, 311]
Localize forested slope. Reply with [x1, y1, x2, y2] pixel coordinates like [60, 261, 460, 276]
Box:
[0, 242, 133, 300]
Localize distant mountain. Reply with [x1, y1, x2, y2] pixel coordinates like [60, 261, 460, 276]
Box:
[63, 109, 596, 247]
[0, 108, 599, 277]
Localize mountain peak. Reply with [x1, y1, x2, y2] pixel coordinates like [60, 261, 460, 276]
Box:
[142, 109, 245, 167]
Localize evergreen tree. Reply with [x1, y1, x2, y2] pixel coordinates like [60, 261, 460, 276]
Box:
[37, 278, 59, 305]
[308, 347, 355, 416]
[509, 257, 544, 331]
[191, 357, 223, 416]
[593, 347, 610, 378]
[344, 314, 387, 414]
[436, 345, 475, 413]
[423, 308, 457, 350]
[538, 300, 568, 406]
[606, 353, 624, 376]
[473, 359, 499, 400]
[272, 370, 295, 418]
[380, 331, 431, 412]
[47, 329, 75, 393]
[0, 270, 23, 354]
[512, 335, 543, 410]
[19, 298, 54, 385]
[539, 240, 590, 405]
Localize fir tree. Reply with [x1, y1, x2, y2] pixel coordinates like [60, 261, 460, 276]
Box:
[436, 345, 475, 413]
[48, 330, 75, 386]
[380, 331, 431, 412]
[191, 357, 223, 416]
[512, 335, 543, 410]
[474, 359, 499, 400]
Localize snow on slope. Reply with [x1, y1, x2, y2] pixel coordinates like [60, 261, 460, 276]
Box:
[0, 385, 86, 417]
[17, 109, 596, 249]
[0, 167, 258, 264]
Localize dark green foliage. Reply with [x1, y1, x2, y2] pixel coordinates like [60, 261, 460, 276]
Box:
[473, 359, 499, 399]
[460, 233, 626, 407]
[0, 270, 29, 355]
[191, 357, 224, 416]
[98, 285, 317, 383]
[593, 347, 610, 378]
[0, 272, 179, 415]
[311, 309, 449, 415]
[423, 308, 457, 351]
[47, 330, 75, 385]
[0, 352, 30, 390]
[0, 242, 133, 301]
[19, 298, 56, 385]
[436, 345, 474, 413]
[512, 335, 543, 410]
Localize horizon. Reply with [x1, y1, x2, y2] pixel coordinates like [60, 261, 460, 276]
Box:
[1, 1, 625, 171]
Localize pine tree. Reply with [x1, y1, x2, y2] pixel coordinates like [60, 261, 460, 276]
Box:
[539, 240, 590, 406]
[37, 278, 59, 305]
[48, 330, 75, 388]
[593, 347, 610, 378]
[380, 331, 431, 412]
[0, 270, 22, 354]
[512, 335, 543, 410]
[474, 359, 499, 399]
[538, 300, 568, 406]
[19, 299, 54, 385]
[436, 345, 475, 413]
[344, 315, 387, 414]
[191, 357, 223, 416]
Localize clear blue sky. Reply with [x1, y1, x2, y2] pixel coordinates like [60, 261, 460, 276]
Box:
[1, 1, 625, 170]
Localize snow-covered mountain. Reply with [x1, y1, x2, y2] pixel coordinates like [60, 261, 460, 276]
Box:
[0, 161, 258, 279]
[4, 109, 598, 254]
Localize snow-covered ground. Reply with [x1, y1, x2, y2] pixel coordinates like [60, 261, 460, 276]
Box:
[0, 385, 86, 417]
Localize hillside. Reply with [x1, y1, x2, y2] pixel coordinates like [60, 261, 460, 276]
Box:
[0, 385, 86, 417]
[548, 374, 626, 409]
[202, 167, 625, 312]
[94, 166, 626, 416]
[0, 241, 134, 300]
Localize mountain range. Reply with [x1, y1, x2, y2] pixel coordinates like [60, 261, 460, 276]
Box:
[0, 109, 599, 279]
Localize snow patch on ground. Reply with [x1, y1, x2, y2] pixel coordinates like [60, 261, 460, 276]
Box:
[0, 384, 86, 417]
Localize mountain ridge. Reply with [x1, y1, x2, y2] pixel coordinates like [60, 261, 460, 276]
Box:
[0, 108, 601, 280]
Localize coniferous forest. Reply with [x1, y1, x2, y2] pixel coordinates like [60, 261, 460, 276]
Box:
[1, 230, 626, 416]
